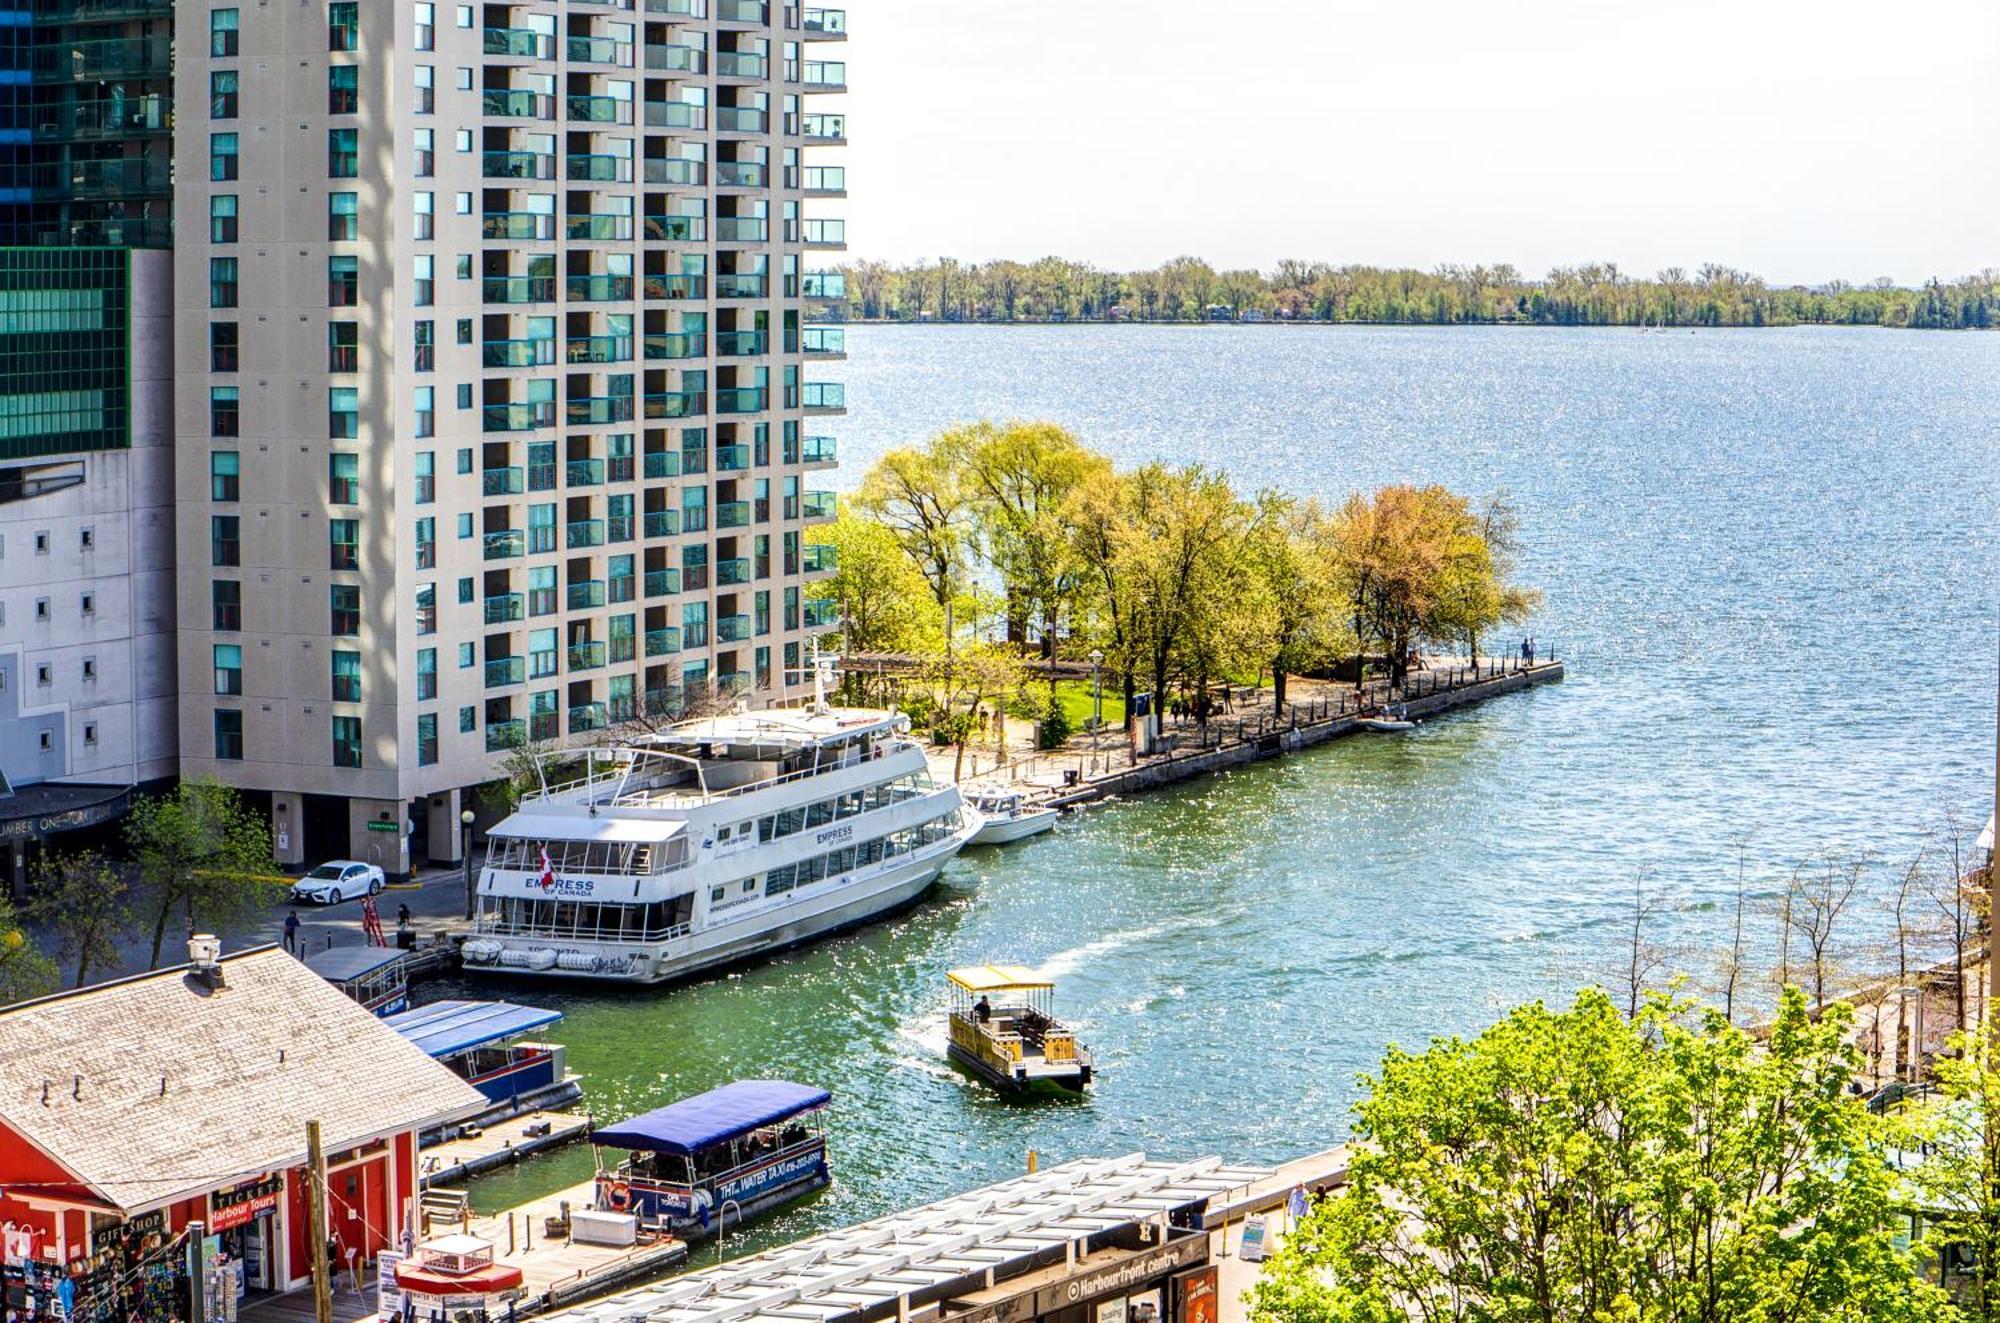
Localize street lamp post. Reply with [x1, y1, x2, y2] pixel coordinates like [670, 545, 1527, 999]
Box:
[1088, 650, 1104, 772]
[460, 809, 476, 922]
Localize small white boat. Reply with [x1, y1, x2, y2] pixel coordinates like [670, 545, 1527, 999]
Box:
[964, 788, 1059, 846]
[1357, 705, 1417, 733]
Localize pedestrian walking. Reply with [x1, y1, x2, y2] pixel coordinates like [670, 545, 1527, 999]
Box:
[283, 908, 300, 955]
[1286, 1182, 1309, 1225]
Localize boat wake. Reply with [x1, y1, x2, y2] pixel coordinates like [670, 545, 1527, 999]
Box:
[1028, 914, 1222, 983]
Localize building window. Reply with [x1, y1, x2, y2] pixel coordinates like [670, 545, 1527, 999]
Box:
[80, 592, 94, 616]
[328, 321, 357, 372]
[413, 191, 433, 240]
[413, 254, 434, 306]
[456, 447, 473, 473]
[414, 451, 435, 503]
[414, 64, 435, 113]
[83, 722, 97, 747]
[211, 516, 240, 567]
[328, 128, 358, 177]
[455, 318, 473, 345]
[414, 1, 434, 49]
[329, 386, 358, 438]
[413, 128, 435, 177]
[458, 640, 474, 667]
[414, 516, 435, 569]
[329, 517, 359, 570]
[210, 69, 239, 118]
[214, 710, 244, 761]
[455, 512, 472, 539]
[210, 321, 238, 372]
[414, 386, 435, 437]
[210, 450, 240, 501]
[459, 705, 475, 733]
[417, 712, 439, 765]
[210, 132, 238, 180]
[210, 7, 239, 55]
[456, 382, 473, 410]
[209, 257, 238, 308]
[415, 582, 436, 634]
[212, 579, 241, 630]
[328, 0, 358, 50]
[330, 583, 360, 636]
[81, 656, 96, 679]
[328, 192, 358, 241]
[209, 386, 239, 437]
[209, 194, 237, 243]
[416, 647, 438, 701]
[329, 453, 359, 503]
[328, 255, 358, 305]
[331, 715, 363, 768]
[213, 643, 243, 695]
[414, 320, 435, 372]
[456, 578, 473, 603]
[331, 649, 361, 701]
[328, 63, 358, 113]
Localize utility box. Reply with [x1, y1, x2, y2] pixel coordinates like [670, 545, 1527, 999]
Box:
[571, 1209, 638, 1247]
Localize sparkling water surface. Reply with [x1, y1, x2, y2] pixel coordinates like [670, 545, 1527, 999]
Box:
[453, 324, 2000, 1255]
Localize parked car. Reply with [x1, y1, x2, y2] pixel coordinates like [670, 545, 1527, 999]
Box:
[291, 860, 385, 905]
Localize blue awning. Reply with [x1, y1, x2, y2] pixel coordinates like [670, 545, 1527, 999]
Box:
[304, 946, 407, 982]
[385, 1000, 563, 1059]
[592, 1081, 830, 1156]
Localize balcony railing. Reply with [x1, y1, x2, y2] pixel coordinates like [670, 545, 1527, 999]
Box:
[801, 270, 846, 300]
[716, 0, 764, 18]
[569, 702, 608, 733]
[802, 165, 845, 194]
[644, 451, 682, 479]
[483, 402, 555, 432]
[482, 276, 557, 305]
[802, 218, 845, 246]
[716, 614, 752, 643]
[568, 580, 607, 610]
[716, 500, 752, 529]
[715, 51, 766, 78]
[482, 89, 555, 119]
[801, 326, 845, 355]
[644, 44, 706, 74]
[484, 149, 555, 180]
[715, 443, 750, 471]
[804, 490, 836, 519]
[566, 274, 634, 302]
[803, 7, 845, 35]
[800, 113, 845, 142]
[643, 158, 707, 187]
[715, 107, 767, 133]
[645, 568, 681, 597]
[715, 217, 768, 244]
[714, 161, 767, 188]
[566, 458, 605, 486]
[486, 718, 527, 751]
[803, 543, 837, 573]
[566, 335, 633, 365]
[567, 213, 634, 241]
[485, 657, 526, 687]
[715, 273, 768, 299]
[567, 519, 606, 548]
[483, 529, 526, 560]
[484, 593, 526, 624]
[802, 381, 845, 411]
[644, 274, 709, 300]
[802, 60, 846, 90]
[717, 557, 752, 586]
[644, 98, 706, 129]
[645, 627, 682, 656]
[643, 510, 681, 539]
[567, 34, 632, 64]
[803, 598, 839, 628]
[482, 466, 526, 495]
[715, 387, 766, 414]
[644, 214, 706, 242]
[568, 641, 608, 670]
[567, 153, 633, 183]
[32, 35, 171, 80]
[568, 95, 633, 124]
[483, 211, 556, 241]
[802, 434, 837, 464]
[645, 391, 706, 420]
[645, 331, 706, 360]
[567, 396, 634, 425]
[484, 26, 553, 57]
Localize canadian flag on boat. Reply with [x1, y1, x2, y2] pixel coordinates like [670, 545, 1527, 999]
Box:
[538, 845, 556, 891]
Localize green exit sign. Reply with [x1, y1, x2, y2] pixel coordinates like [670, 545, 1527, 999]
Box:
[365, 821, 402, 833]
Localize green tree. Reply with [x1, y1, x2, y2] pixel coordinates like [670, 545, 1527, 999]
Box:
[959, 420, 1109, 659]
[808, 505, 941, 657]
[853, 431, 974, 615]
[29, 849, 131, 987]
[1245, 493, 1346, 712]
[126, 777, 281, 968]
[1891, 1028, 2000, 1318]
[1251, 987, 1949, 1323]
[0, 895, 58, 1005]
[1113, 464, 1250, 717]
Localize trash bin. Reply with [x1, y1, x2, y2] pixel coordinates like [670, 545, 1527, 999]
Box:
[1063, 769, 1080, 787]
[396, 929, 417, 950]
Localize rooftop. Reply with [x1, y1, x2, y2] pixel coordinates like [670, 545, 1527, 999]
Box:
[0, 947, 485, 1214]
[542, 1153, 1267, 1323]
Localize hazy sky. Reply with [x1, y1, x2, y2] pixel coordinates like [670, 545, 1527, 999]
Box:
[839, 0, 1999, 285]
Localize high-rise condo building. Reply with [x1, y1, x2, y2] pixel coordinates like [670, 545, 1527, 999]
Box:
[172, 0, 847, 874]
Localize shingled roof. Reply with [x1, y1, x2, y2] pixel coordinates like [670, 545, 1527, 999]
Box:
[0, 946, 485, 1215]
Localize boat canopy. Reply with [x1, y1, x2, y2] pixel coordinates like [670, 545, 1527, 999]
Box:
[385, 1000, 562, 1058]
[304, 946, 408, 983]
[491, 813, 688, 844]
[947, 964, 1050, 994]
[591, 1080, 830, 1156]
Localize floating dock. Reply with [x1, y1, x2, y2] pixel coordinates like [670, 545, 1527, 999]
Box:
[419, 1109, 594, 1188]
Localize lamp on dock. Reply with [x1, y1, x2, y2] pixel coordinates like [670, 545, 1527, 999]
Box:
[461, 809, 477, 922]
[1089, 651, 1104, 771]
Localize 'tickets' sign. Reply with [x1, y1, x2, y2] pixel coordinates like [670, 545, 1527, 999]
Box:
[210, 1174, 284, 1232]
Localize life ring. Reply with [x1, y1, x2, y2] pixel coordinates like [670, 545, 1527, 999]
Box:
[604, 1180, 632, 1212]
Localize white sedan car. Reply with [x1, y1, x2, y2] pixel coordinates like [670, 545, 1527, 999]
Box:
[291, 860, 385, 905]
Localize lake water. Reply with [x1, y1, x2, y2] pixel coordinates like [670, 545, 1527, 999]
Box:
[457, 324, 2000, 1254]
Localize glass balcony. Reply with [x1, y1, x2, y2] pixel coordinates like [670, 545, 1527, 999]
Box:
[485, 657, 526, 687]
[801, 326, 845, 355]
[566, 519, 606, 548]
[802, 60, 846, 90]
[803, 7, 845, 35]
[715, 273, 767, 299]
[717, 557, 751, 586]
[483, 402, 554, 432]
[715, 443, 750, 471]
[801, 270, 846, 300]
[483, 211, 556, 241]
[802, 381, 845, 411]
[568, 396, 633, 425]
[716, 614, 752, 643]
[566, 335, 632, 364]
[568, 95, 633, 124]
[483, 529, 526, 560]
[643, 158, 707, 187]
[800, 113, 845, 142]
[803, 543, 837, 573]
[644, 451, 682, 479]
[34, 157, 169, 197]
[802, 165, 845, 194]
[682, 623, 710, 648]
[484, 593, 526, 623]
[716, 0, 764, 18]
[714, 161, 767, 188]
[34, 93, 171, 142]
[482, 89, 554, 119]
[569, 702, 608, 733]
[482, 275, 557, 305]
[568, 641, 608, 670]
[715, 217, 768, 243]
[715, 51, 766, 78]
[566, 458, 605, 486]
[645, 568, 681, 598]
[567, 34, 631, 64]
[716, 500, 751, 529]
[804, 490, 836, 519]
[643, 510, 681, 539]
[566, 213, 634, 241]
[644, 274, 709, 300]
[802, 218, 845, 246]
[645, 391, 706, 420]
[644, 44, 707, 74]
[802, 434, 837, 464]
[645, 626, 682, 656]
[644, 214, 706, 242]
[484, 27, 552, 57]
[567, 153, 632, 183]
[33, 35, 171, 80]
[482, 466, 526, 496]
[644, 98, 706, 129]
[803, 598, 839, 628]
[528, 525, 559, 554]
[566, 274, 634, 301]
[645, 331, 706, 359]
[567, 580, 607, 610]
[484, 150, 555, 180]
[486, 718, 526, 751]
[715, 387, 766, 414]
[716, 107, 768, 133]
[492, 337, 564, 367]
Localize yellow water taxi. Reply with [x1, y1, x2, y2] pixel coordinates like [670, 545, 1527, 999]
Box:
[945, 965, 1093, 1096]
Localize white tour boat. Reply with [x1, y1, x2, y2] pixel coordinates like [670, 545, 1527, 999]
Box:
[461, 699, 977, 986]
[964, 787, 1059, 846]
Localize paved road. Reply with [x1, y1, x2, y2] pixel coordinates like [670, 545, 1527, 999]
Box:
[277, 862, 475, 960]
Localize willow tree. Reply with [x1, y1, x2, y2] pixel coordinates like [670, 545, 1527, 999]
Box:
[960, 420, 1109, 658]
[808, 506, 940, 657]
[852, 430, 973, 615]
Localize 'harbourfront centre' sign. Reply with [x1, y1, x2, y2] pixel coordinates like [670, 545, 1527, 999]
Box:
[936, 1232, 1210, 1323]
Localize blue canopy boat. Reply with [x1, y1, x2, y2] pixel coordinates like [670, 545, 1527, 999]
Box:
[385, 999, 580, 1114]
[305, 945, 409, 1015]
[590, 1080, 830, 1238]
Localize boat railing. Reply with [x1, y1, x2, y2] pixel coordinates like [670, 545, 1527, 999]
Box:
[608, 735, 929, 807]
[473, 914, 693, 944]
[619, 1133, 823, 1193]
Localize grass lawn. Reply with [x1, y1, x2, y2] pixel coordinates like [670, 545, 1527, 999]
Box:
[1049, 679, 1125, 732]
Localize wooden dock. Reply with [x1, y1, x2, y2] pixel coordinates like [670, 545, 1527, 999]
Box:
[424, 1176, 689, 1315]
[420, 1108, 593, 1188]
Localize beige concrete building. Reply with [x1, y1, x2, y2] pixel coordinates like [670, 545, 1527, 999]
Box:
[171, 0, 845, 873]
